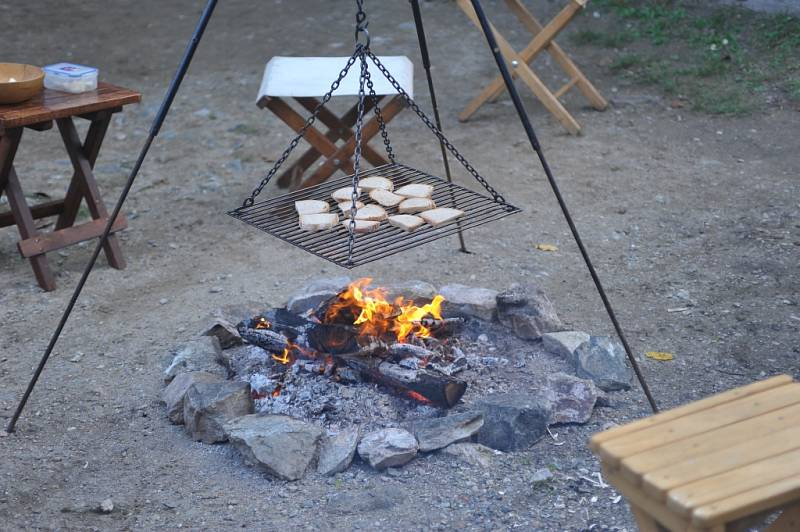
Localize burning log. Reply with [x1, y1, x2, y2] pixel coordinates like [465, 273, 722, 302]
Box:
[238, 327, 289, 353]
[387, 342, 436, 361]
[413, 317, 465, 337]
[338, 355, 467, 408]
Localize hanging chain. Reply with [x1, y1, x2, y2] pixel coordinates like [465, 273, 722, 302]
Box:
[240, 51, 361, 208]
[347, 49, 369, 264]
[355, 0, 370, 47]
[366, 50, 509, 206]
[365, 68, 396, 164]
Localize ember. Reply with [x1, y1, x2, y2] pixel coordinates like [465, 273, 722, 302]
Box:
[322, 278, 445, 343]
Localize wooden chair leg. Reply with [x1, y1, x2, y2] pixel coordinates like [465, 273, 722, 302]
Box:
[56, 111, 111, 230]
[56, 117, 126, 270]
[298, 96, 406, 189]
[629, 504, 668, 532]
[297, 97, 390, 168]
[457, 0, 581, 135]
[504, 0, 607, 110]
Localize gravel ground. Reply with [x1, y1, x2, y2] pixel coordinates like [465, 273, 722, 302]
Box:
[1, 1, 798, 530]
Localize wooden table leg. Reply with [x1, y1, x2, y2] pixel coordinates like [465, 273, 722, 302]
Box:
[56, 110, 111, 230]
[56, 116, 126, 270]
[0, 128, 56, 291]
[767, 503, 800, 531]
[629, 504, 668, 532]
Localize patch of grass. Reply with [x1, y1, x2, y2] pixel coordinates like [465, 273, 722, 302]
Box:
[573, 0, 800, 114]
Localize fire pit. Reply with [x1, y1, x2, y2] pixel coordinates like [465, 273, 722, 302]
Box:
[161, 277, 634, 480]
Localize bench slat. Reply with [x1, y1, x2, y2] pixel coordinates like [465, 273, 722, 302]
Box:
[590, 375, 793, 449]
[597, 383, 800, 466]
[643, 424, 800, 499]
[667, 446, 800, 517]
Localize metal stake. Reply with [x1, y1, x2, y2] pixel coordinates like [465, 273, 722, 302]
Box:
[409, 0, 469, 254]
[468, 0, 659, 413]
[6, 0, 220, 433]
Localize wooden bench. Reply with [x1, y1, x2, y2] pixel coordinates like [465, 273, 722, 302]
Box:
[590, 375, 800, 531]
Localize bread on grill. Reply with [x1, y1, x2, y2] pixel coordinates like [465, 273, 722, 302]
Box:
[358, 176, 394, 192]
[299, 213, 339, 231]
[395, 183, 434, 198]
[295, 200, 330, 215]
[398, 197, 436, 213]
[419, 207, 465, 227]
[369, 188, 404, 207]
[387, 214, 424, 232]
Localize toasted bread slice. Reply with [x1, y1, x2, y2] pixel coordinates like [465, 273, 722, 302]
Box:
[294, 199, 330, 215]
[354, 204, 388, 221]
[369, 188, 404, 207]
[395, 183, 434, 198]
[342, 219, 381, 234]
[338, 200, 365, 217]
[419, 207, 465, 228]
[398, 197, 436, 213]
[359, 176, 394, 192]
[299, 213, 339, 232]
[388, 214, 425, 233]
[332, 186, 361, 202]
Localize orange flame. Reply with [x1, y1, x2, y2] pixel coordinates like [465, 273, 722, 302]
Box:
[255, 317, 271, 329]
[406, 391, 431, 403]
[323, 278, 445, 343]
[272, 348, 291, 365]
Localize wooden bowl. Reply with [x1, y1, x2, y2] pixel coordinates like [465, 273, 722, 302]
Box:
[0, 63, 44, 105]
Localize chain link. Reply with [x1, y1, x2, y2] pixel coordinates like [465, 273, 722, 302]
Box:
[347, 50, 369, 264]
[366, 50, 509, 206]
[365, 68, 396, 164]
[240, 51, 361, 208]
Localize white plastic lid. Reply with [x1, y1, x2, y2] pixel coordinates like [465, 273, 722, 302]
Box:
[44, 63, 98, 78]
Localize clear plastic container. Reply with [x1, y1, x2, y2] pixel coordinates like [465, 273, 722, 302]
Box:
[43, 63, 98, 93]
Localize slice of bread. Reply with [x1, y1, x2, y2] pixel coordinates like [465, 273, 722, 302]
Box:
[395, 183, 434, 198]
[359, 176, 394, 192]
[398, 197, 436, 213]
[295, 199, 330, 215]
[419, 207, 465, 227]
[388, 214, 424, 233]
[332, 186, 361, 202]
[342, 219, 381, 234]
[299, 213, 339, 231]
[369, 188, 404, 207]
[354, 204, 388, 221]
[338, 200, 365, 217]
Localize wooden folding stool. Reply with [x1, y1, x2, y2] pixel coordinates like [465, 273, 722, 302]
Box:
[256, 56, 413, 190]
[456, 0, 607, 135]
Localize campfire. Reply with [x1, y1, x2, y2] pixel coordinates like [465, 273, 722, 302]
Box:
[237, 278, 468, 407]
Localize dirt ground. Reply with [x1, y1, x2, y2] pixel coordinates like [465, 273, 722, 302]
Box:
[1, 1, 799, 530]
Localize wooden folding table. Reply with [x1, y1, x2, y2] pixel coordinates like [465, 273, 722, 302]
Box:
[0, 82, 140, 291]
[256, 56, 413, 190]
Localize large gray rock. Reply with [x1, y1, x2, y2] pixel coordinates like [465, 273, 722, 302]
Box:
[408, 412, 484, 452]
[183, 381, 252, 443]
[317, 427, 361, 476]
[574, 336, 632, 391]
[202, 318, 242, 349]
[543, 372, 599, 425]
[161, 371, 222, 424]
[442, 442, 498, 468]
[439, 284, 498, 321]
[380, 280, 437, 305]
[224, 414, 323, 481]
[357, 428, 419, 470]
[163, 337, 225, 383]
[474, 394, 551, 451]
[216, 344, 270, 378]
[542, 331, 590, 360]
[286, 277, 351, 315]
[495, 284, 563, 340]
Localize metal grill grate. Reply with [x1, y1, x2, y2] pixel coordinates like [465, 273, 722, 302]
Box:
[227, 163, 521, 268]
